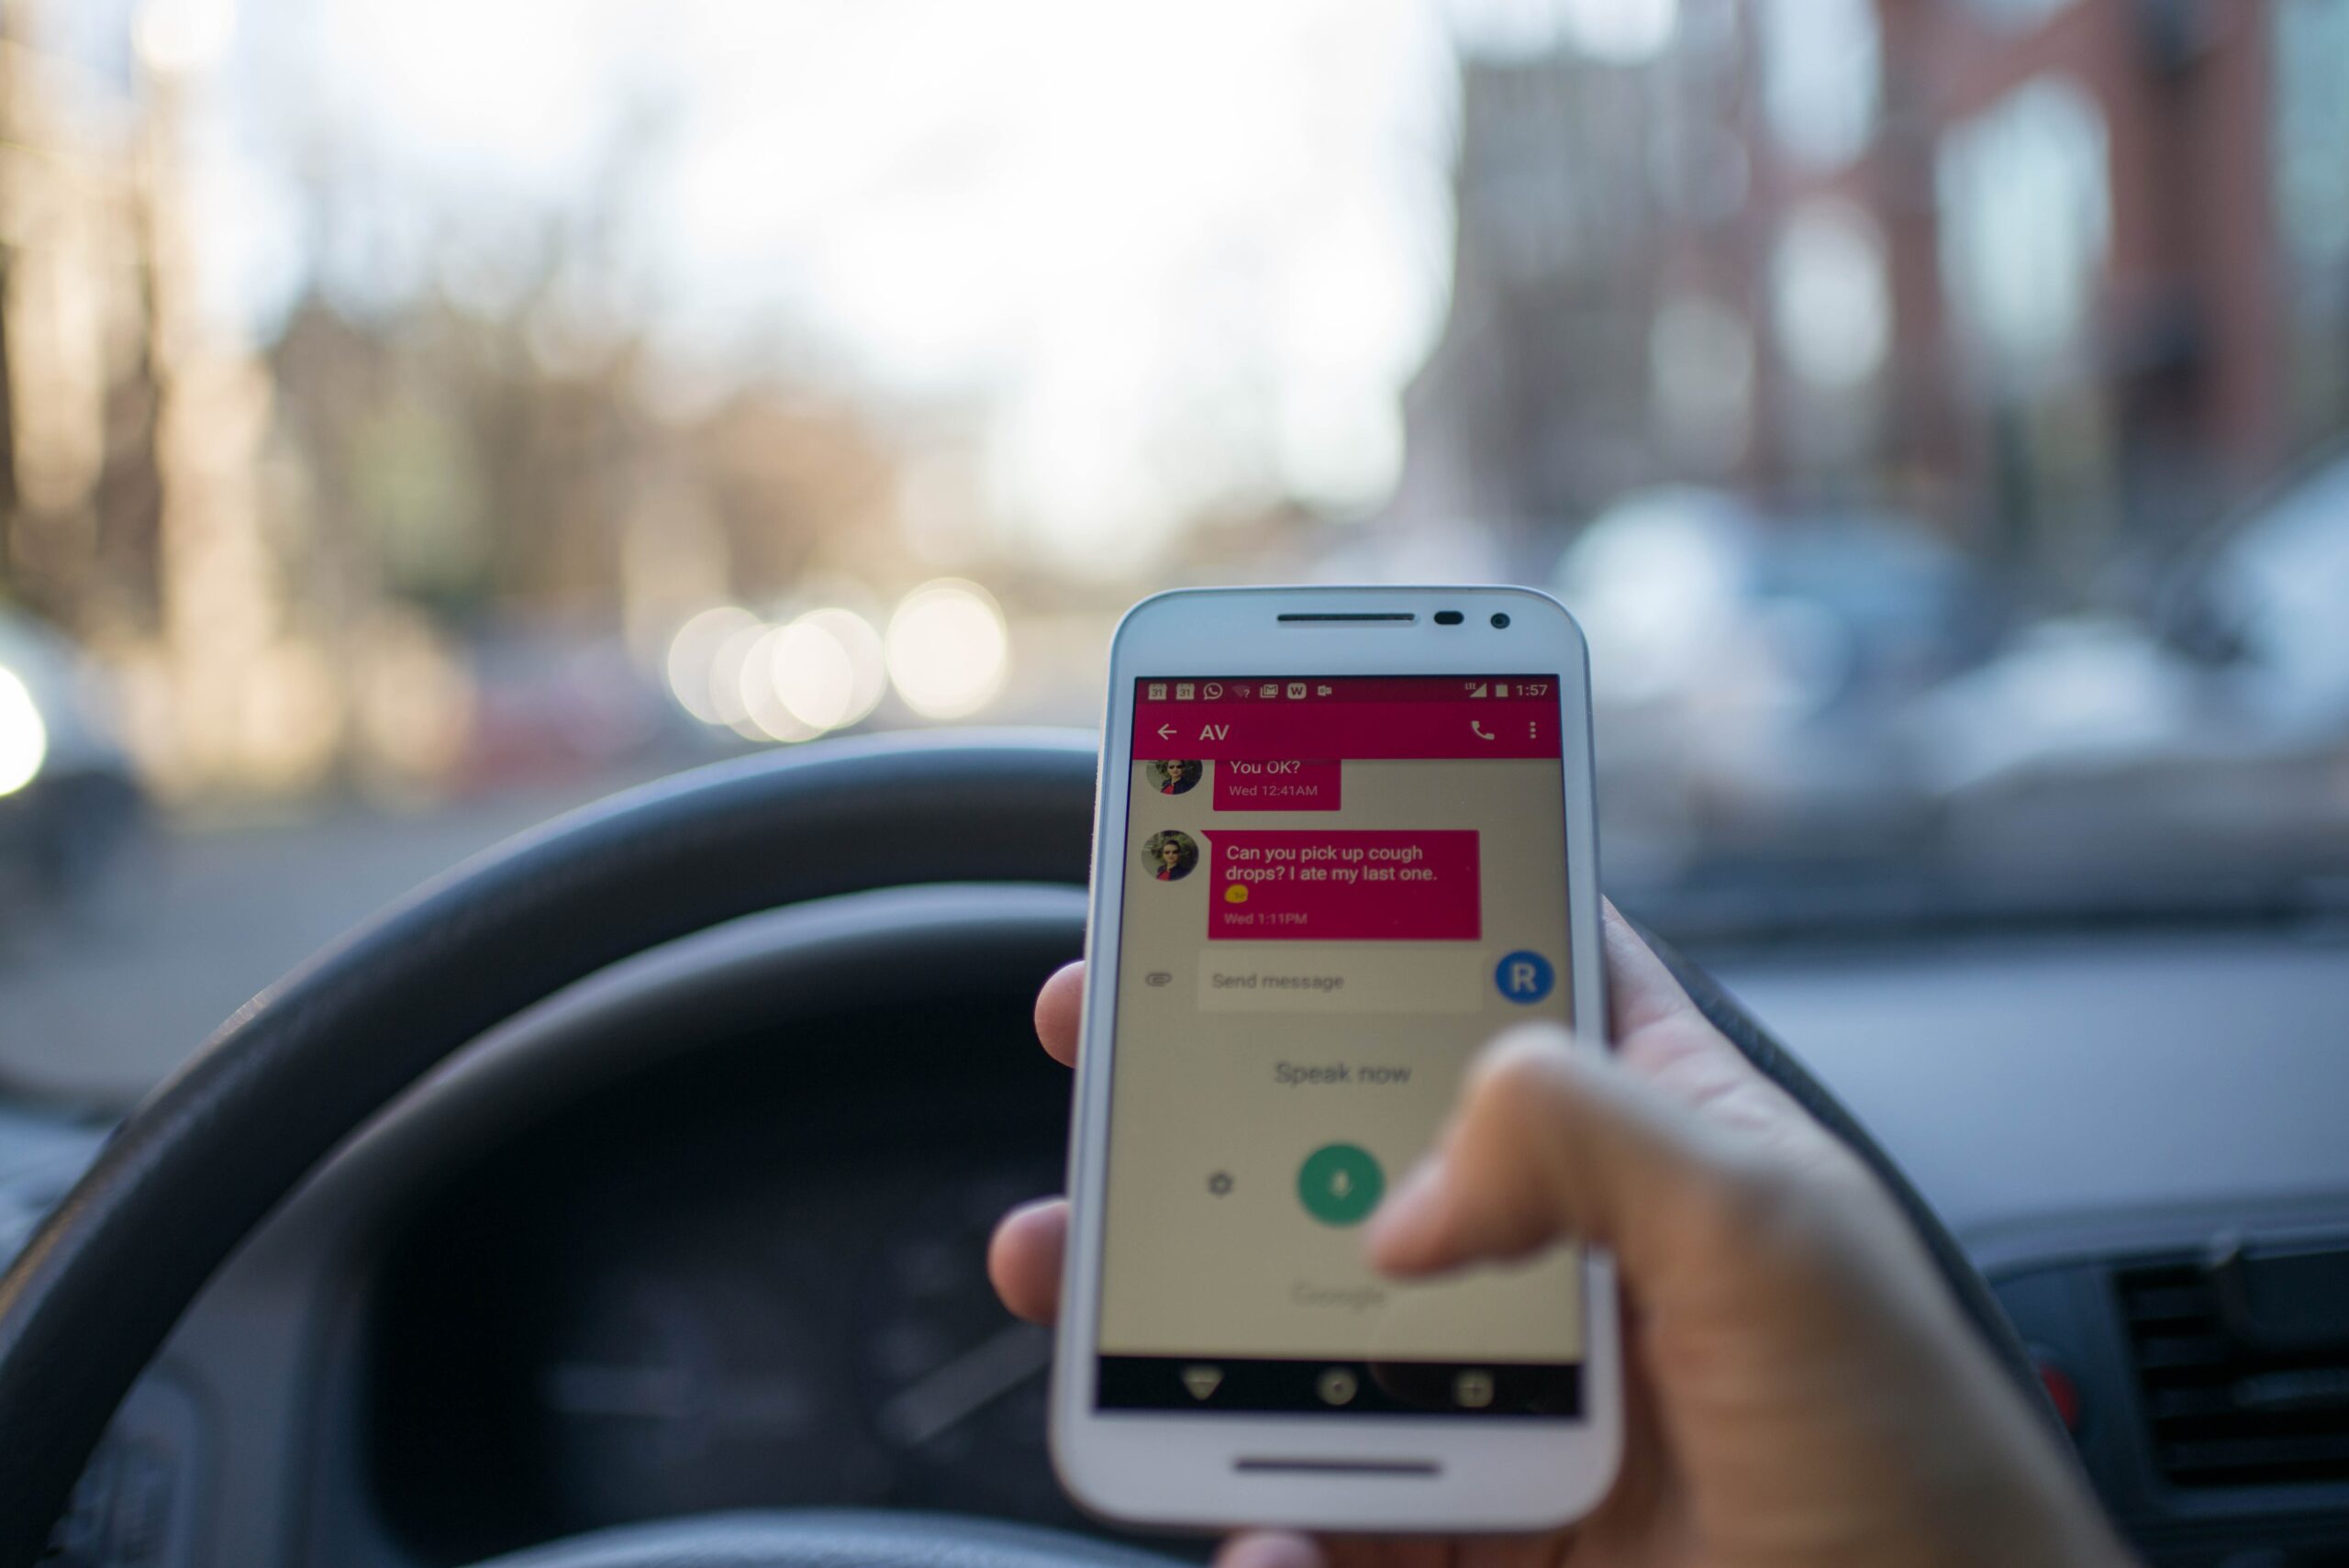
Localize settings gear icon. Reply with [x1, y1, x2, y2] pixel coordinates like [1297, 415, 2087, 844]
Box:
[1207, 1171, 1234, 1196]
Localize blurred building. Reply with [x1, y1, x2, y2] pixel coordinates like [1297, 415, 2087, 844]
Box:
[0, 0, 163, 632]
[3, 1, 933, 799]
[1388, 0, 2349, 594]
[1, 0, 331, 794]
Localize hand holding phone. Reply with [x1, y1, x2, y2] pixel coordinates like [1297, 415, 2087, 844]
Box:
[1001, 915, 2138, 1568]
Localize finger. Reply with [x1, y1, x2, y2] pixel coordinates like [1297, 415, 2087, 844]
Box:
[1366, 1025, 1747, 1292]
[986, 1196, 1068, 1324]
[1587, 906, 1842, 1163]
[1598, 898, 1705, 1040]
[1214, 1534, 1325, 1568]
[1598, 903, 1808, 1140]
[1454, 1532, 1572, 1568]
[1297, 1535, 1452, 1568]
[1034, 962, 1085, 1068]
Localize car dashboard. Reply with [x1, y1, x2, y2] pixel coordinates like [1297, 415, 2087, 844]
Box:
[367, 1006, 1077, 1561]
[10, 886, 2349, 1568]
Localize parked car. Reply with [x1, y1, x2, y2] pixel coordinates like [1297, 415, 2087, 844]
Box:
[1553, 488, 2004, 890]
[0, 611, 146, 917]
[1918, 451, 2349, 894]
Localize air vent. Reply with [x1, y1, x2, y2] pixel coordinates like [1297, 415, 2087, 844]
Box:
[2117, 1248, 2349, 1491]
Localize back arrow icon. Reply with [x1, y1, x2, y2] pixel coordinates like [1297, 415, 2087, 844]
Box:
[1157, 724, 1177, 739]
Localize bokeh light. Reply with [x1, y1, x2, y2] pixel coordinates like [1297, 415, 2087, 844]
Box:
[664, 605, 889, 742]
[664, 606, 760, 723]
[0, 668, 51, 798]
[781, 607, 887, 730]
[737, 625, 820, 743]
[764, 618, 855, 733]
[885, 581, 1009, 719]
[707, 620, 772, 737]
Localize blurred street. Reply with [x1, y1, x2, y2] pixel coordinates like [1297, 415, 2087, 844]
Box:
[5, 0, 2349, 1103]
[0, 772, 654, 1105]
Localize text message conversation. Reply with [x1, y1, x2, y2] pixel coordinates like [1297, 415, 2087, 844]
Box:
[1098, 677, 1586, 1418]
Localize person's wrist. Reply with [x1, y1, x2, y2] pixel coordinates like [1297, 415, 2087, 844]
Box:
[1902, 1382, 2137, 1568]
[1929, 1493, 2137, 1568]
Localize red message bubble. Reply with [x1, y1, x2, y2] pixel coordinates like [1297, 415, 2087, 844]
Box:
[1206, 830, 1480, 941]
[1212, 759, 1341, 812]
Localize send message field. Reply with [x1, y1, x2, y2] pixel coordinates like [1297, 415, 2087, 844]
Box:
[1196, 945, 1485, 1014]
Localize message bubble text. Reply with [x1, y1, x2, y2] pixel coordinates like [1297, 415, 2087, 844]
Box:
[1205, 829, 1480, 941]
[1212, 759, 1341, 811]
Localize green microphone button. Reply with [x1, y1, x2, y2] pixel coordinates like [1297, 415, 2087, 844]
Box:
[1297, 1143, 1385, 1226]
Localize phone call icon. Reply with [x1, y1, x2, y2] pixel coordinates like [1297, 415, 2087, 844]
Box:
[1470, 720, 1495, 740]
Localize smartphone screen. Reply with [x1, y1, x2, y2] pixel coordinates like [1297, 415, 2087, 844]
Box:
[1097, 675, 1585, 1418]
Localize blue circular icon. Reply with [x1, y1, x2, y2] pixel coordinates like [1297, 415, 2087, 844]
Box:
[1494, 951, 1554, 1004]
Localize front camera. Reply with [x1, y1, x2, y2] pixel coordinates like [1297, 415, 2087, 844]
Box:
[1490, 612, 1511, 628]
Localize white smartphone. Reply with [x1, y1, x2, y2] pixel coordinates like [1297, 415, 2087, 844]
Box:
[1051, 585, 1621, 1533]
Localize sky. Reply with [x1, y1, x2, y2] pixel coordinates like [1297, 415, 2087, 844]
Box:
[133, 0, 1680, 573]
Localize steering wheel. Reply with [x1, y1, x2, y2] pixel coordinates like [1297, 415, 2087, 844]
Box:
[0, 730, 2049, 1567]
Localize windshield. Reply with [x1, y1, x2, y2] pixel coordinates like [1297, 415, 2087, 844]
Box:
[4, 0, 2347, 1101]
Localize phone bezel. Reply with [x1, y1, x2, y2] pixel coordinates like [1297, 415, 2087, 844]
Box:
[1050, 584, 1621, 1532]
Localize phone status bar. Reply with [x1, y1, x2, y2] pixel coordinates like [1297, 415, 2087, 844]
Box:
[1131, 676, 1563, 761]
[1138, 677, 1556, 705]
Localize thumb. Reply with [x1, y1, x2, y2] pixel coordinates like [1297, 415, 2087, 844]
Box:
[1365, 1025, 1755, 1294]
